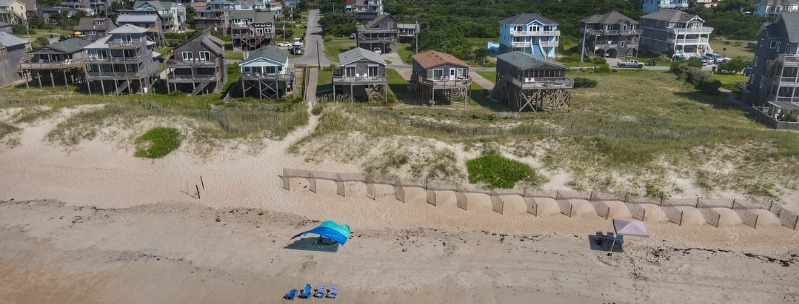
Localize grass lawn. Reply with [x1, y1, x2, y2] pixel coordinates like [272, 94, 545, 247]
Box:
[710, 37, 755, 61]
[711, 73, 748, 91]
[225, 50, 244, 61]
[134, 127, 181, 158]
[476, 71, 496, 84]
[396, 42, 414, 64]
[20, 28, 72, 40]
[323, 37, 356, 63]
[386, 69, 412, 103]
[316, 69, 332, 96]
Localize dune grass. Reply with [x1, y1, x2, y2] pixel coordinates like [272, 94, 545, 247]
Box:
[304, 69, 799, 198]
[0, 122, 19, 141]
[135, 127, 181, 158]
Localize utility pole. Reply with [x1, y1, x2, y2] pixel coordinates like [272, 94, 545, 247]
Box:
[580, 22, 586, 63]
[414, 16, 419, 54]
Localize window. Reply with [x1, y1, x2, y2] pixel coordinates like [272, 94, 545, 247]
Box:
[121, 34, 132, 43]
[776, 42, 781, 50]
[182, 52, 193, 60]
[771, 41, 779, 49]
[432, 69, 443, 79]
[368, 66, 378, 77]
[199, 51, 210, 61]
[760, 39, 764, 47]
[754, 56, 758, 67]
[760, 77, 765, 88]
[787, 44, 792, 54]
[456, 68, 467, 78]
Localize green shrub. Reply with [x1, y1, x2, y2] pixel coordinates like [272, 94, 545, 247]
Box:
[779, 111, 799, 122]
[670, 63, 720, 95]
[686, 57, 703, 68]
[311, 102, 324, 115]
[591, 56, 607, 65]
[594, 63, 611, 73]
[573, 77, 597, 88]
[466, 154, 543, 189]
[134, 127, 181, 158]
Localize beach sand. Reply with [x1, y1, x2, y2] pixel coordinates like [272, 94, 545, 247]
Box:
[1, 108, 798, 303]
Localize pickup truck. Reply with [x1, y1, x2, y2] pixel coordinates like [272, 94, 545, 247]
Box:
[616, 60, 644, 68]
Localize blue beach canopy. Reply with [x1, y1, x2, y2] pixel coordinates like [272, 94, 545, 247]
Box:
[291, 220, 351, 245]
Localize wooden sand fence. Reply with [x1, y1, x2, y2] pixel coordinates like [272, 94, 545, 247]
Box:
[281, 168, 799, 230]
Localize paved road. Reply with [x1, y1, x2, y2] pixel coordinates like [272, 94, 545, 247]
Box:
[291, 9, 334, 67]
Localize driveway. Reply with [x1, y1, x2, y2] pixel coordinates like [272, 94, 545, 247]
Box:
[290, 9, 335, 67]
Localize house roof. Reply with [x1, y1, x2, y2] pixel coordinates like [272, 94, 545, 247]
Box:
[496, 51, 565, 70]
[0, 0, 20, 7]
[74, 17, 114, 31]
[83, 35, 112, 49]
[500, 13, 556, 26]
[172, 29, 224, 55]
[133, 0, 167, 11]
[117, 13, 159, 23]
[108, 23, 149, 34]
[33, 38, 91, 54]
[229, 10, 275, 23]
[0, 32, 25, 47]
[581, 10, 638, 25]
[641, 9, 699, 23]
[365, 14, 395, 28]
[769, 12, 799, 43]
[242, 44, 288, 64]
[412, 50, 468, 69]
[338, 47, 385, 66]
[18, 0, 34, 9]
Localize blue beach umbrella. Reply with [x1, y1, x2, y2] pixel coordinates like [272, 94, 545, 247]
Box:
[291, 220, 352, 245]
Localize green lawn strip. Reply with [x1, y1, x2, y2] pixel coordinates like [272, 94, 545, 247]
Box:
[323, 37, 355, 63]
[385, 69, 413, 103]
[316, 69, 333, 96]
[225, 50, 244, 61]
[476, 71, 496, 84]
[134, 127, 181, 158]
[466, 154, 543, 188]
[711, 73, 748, 91]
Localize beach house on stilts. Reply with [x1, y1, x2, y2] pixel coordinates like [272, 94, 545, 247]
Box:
[238, 44, 293, 99]
[492, 51, 573, 112]
[165, 29, 226, 95]
[19, 38, 91, 88]
[332, 47, 386, 102]
[83, 24, 160, 95]
[410, 50, 471, 105]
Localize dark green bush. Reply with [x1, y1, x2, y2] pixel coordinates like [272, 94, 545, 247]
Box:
[594, 64, 611, 73]
[466, 154, 543, 189]
[779, 111, 798, 122]
[670, 62, 720, 94]
[134, 127, 181, 158]
[573, 77, 598, 88]
[686, 57, 703, 68]
[591, 56, 607, 65]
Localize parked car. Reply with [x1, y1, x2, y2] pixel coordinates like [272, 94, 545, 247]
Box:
[277, 42, 292, 48]
[616, 59, 644, 68]
[349, 33, 356, 39]
[700, 57, 709, 65]
[704, 53, 730, 64]
[373, 47, 382, 55]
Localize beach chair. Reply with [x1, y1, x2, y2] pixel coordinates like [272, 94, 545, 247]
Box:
[615, 234, 624, 245]
[606, 231, 615, 242]
[314, 284, 326, 298]
[327, 284, 338, 299]
[283, 289, 298, 300]
[299, 284, 312, 298]
[595, 231, 605, 246]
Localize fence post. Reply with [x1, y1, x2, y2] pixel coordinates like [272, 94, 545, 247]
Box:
[695, 197, 700, 208]
[659, 196, 664, 206]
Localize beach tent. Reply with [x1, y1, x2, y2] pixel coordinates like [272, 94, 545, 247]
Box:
[291, 220, 351, 245]
[608, 219, 649, 255]
[613, 219, 649, 238]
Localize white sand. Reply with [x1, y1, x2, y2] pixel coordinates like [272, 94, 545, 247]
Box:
[1, 107, 799, 303]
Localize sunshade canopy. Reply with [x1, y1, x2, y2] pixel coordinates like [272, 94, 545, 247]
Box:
[291, 220, 351, 245]
[612, 219, 649, 238]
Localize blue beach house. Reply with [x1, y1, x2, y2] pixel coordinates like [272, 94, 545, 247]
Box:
[498, 13, 560, 59]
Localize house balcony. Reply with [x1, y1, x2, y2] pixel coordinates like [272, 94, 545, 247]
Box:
[231, 31, 275, 39]
[165, 58, 219, 67]
[166, 73, 219, 83]
[774, 77, 799, 86]
[668, 27, 714, 35]
[511, 41, 531, 48]
[670, 37, 710, 45]
[660, 3, 689, 9]
[240, 72, 294, 82]
[107, 40, 146, 49]
[586, 29, 639, 36]
[358, 35, 396, 43]
[19, 58, 84, 70]
[594, 41, 639, 49]
[85, 56, 143, 63]
[777, 54, 799, 67]
[511, 77, 574, 89]
[509, 30, 560, 37]
[539, 41, 558, 48]
[85, 69, 157, 79]
[332, 74, 386, 86]
[421, 77, 471, 90]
